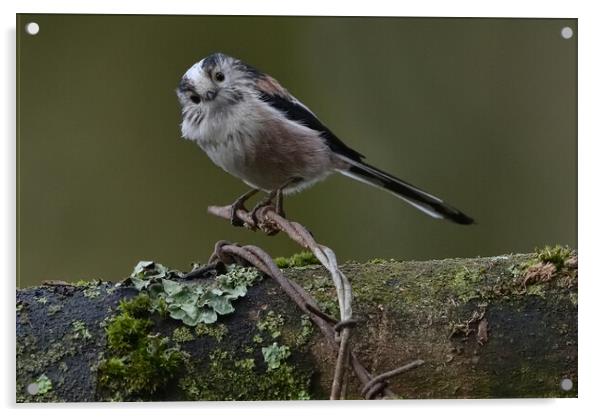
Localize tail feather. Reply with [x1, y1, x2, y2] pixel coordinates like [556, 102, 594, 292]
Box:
[337, 158, 474, 225]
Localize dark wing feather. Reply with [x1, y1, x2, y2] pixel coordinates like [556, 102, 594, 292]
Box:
[256, 89, 364, 162]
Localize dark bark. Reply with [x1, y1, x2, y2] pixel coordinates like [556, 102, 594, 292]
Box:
[16, 252, 577, 401]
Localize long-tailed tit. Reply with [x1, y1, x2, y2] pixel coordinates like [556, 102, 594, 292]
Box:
[177, 52, 473, 226]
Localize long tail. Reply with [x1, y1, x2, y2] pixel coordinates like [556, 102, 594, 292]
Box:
[337, 158, 474, 225]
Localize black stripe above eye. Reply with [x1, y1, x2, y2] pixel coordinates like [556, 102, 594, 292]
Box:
[201, 52, 225, 70]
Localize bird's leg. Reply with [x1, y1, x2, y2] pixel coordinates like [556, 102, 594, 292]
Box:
[229, 188, 259, 227]
[274, 186, 286, 219]
[250, 177, 300, 226]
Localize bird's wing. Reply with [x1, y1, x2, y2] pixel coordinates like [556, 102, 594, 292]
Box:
[254, 75, 365, 162]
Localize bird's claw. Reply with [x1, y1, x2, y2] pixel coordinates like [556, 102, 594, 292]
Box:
[228, 189, 259, 228]
[229, 203, 246, 227]
[249, 201, 271, 225]
[226, 185, 289, 236]
[249, 204, 280, 236]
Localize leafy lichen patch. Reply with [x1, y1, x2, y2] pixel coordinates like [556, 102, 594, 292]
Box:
[127, 262, 260, 326]
[302, 275, 339, 317]
[262, 342, 291, 370]
[194, 323, 228, 341]
[257, 310, 285, 339]
[172, 327, 195, 343]
[179, 348, 311, 401]
[16, 282, 118, 402]
[17, 251, 576, 400]
[295, 315, 314, 347]
[83, 286, 101, 299]
[47, 304, 63, 316]
[35, 296, 48, 305]
[71, 320, 92, 340]
[91, 259, 317, 401]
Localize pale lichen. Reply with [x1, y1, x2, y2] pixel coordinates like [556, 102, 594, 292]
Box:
[262, 342, 291, 370]
[128, 262, 260, 326]
[172, 327, 195, 343]
[257, 310, 285, 339]
[194, 323, 228, 341]
[178, 348, 310, 401]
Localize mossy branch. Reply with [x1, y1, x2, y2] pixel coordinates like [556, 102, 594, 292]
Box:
[16, 250, 577, 401]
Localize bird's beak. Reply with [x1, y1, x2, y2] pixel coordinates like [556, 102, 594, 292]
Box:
[205, 90, 217, 100]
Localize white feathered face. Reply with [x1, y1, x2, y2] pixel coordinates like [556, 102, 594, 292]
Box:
[177, 52, 256, 119]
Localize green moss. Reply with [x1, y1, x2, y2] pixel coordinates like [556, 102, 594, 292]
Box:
[274, 251, 320, 268]
[449, 266, 486, 303]
[105, 313, 151, 354]
[334, 251, 576, 343]
[172, 327, 195, 343]
[97, 295, 187, 401]
[119, 292, 152, 317]
[179, 348, 311, 401]
[35, 296, 48, 305]
[536, 245, 574, 270]
[92, 263, 278, 400]
[194, 323, 228, 342]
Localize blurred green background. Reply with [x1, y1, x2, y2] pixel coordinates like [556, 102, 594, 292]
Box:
[17, 15, 577, 287]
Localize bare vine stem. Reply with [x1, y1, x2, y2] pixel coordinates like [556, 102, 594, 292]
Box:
[206, 203, 423, 399]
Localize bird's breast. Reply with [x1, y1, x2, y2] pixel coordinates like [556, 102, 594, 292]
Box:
[186, 103, 334, 191]
[196, 121, 258, 178]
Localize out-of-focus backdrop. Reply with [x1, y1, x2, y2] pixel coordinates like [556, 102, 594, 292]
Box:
[17, 15, 577, 287]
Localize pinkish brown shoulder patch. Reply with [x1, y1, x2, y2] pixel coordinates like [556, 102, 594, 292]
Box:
[256, 75, 291, 98]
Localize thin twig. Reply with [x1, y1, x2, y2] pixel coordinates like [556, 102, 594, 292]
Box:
[180, 261, 225, 280]
[361, 360, 425, 398]
[209, 204, 355, 399]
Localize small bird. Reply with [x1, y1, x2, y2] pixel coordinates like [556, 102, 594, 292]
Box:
[177, 52, 473, 226]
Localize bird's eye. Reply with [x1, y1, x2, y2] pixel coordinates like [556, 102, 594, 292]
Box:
[190, 94, 201, 104]
[214, 71, 225, 82]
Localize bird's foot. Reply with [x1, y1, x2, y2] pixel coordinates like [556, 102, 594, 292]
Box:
[228, 189, 259, 227]
[229, 202, 246, 228]
[251, 182, 293, 235]
[248, 199, 278, 235]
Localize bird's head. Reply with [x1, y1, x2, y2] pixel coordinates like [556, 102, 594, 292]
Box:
[177, 52, 257, 118]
